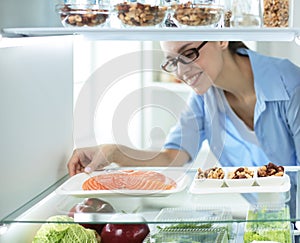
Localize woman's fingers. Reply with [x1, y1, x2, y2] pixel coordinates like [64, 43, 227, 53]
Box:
[67, 149, 84, 176]
[67, 145, 113, 176]
[84, 148, 110, 173]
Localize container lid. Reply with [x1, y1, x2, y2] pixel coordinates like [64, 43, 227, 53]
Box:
[155, 206, 232, 222]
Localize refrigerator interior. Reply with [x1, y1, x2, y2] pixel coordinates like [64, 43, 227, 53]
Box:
[0, 0, 60, 33]
[0, 0, 300, 241]
[72, 40, 218, 169]
[0, 36, 74, 220]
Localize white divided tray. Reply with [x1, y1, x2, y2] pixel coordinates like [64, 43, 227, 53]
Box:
[189, 167, 290, 195]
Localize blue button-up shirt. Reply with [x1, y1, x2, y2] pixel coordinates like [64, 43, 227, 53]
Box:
[164, 48, 300, 167]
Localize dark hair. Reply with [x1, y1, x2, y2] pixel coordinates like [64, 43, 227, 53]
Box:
[228, 41, 249, 54]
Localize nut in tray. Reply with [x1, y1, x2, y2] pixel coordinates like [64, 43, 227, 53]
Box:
[256, 162, 286, 186]
[114, 2, 168, 27]
[56, 3, 110, 27]
[224, 167, 256, 187]
[194, 167, 225, 188]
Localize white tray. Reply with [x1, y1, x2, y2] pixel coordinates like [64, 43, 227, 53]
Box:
[56, 168, 190, 197]
[189, 171, 290, 195]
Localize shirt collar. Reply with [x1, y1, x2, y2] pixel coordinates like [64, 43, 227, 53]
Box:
[236, 48, 290, 102]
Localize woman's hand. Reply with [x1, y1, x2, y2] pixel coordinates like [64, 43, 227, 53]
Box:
[67, 144, 190, 176]
[67, 145, 114, 176]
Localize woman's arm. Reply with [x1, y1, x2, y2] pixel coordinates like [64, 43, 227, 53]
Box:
[286, 87, 300, 165]
[67, 144, 190, 176]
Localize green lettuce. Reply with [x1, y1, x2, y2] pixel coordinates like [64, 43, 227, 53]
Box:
[32, 215, 99, 243]
[244, 206, 292, 243]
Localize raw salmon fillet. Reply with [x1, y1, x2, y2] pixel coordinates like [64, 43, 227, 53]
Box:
[82, 170, 177, 191]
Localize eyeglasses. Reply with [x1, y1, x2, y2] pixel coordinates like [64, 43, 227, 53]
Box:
[161, 41, 208, 73]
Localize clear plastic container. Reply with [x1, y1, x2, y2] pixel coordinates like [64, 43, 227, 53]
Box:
[262, 0, 292, 27]
[155, 206, 232, 222]
[170, 1, 224, 27]
[113, 0, 168, 27]
[230, 0, 261, 27]
[244, 204, 293, 243]
[147, 227, 229, 243]
[150, 206, 233, 241]
[56, 1, 110, 27]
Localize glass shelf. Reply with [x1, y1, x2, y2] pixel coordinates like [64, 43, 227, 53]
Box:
[0, 166, 299, 242]
[1, 166, 298, 223]
[3, 27, 300, 41]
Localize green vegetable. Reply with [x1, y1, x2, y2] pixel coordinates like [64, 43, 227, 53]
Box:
[32, 215, 99, 243]
[149, 223, 228, 243]
[157, 223, 213, 230]
[244, 206, 292, 243]
[244, 229, 291, 242]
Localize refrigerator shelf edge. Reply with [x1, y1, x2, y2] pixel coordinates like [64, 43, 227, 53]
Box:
[2, 27, 300, 41]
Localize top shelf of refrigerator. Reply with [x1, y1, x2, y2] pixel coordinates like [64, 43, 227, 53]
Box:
[3, 27, 300, 42]
[2, 0, 299, 42]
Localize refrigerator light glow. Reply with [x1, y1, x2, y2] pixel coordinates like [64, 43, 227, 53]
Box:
[0, 36, 75, 49]
[295, 35, 300, 46]
[0, 224, 9, 235]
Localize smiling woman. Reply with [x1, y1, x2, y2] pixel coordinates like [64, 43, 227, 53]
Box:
[161, 41, 208, 73]
[69, 39, 300, 171]
[68, 40, 300, 220]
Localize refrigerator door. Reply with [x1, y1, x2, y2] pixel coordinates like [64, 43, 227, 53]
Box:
[0, 36, 74, 220]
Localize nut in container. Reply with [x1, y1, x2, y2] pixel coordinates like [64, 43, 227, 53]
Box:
[56, 0, 110, 27]
[262, 0, 292, 27]
[194, 167, 225, 188]
[114, 0, 168, 27]
[170, 0, 224, 28]
[256, 162, 287, 186]
[224, 166, 256, 187]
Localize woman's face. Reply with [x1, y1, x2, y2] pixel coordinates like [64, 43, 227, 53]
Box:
[160, 41, 226, 94]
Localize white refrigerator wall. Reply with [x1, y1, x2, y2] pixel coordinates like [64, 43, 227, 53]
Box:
[0, 0, 60, 33]
[0, 36, 74, 219]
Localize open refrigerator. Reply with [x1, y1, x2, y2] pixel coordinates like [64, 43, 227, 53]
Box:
[1, 0, 300, 242]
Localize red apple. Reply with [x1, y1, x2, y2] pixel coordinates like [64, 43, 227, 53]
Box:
[101, 214, 150, 243]
[68, 198, 115, 234]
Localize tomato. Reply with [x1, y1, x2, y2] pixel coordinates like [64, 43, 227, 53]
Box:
[101, 223, 150, 243]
